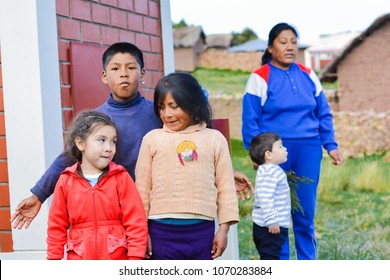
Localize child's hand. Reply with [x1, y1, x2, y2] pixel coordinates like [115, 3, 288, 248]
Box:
[144, 235, 152, 259]
[268, 224, 280, 234]
[10, 194, 42, 229]
[212, 223, 230, 258]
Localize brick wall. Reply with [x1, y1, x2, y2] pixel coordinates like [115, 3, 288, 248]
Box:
[198, 48, 307, 72]
[209, 96, 390, 159]
[0, 0, 164, 253]
[56, 0, 164, 127]
[0, 54, 12, 252]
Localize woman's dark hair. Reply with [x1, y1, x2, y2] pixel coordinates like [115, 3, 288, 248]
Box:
[153, 72, 212, 127]
[261, 23, 299, 65]
[65, 110, 117, 162]
[102, 42, 144, 70]
[249, 132, 281, 165]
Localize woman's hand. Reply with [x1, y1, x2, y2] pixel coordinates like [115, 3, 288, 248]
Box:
[234, 170, 254, 200]
[329, 149, 343, 165]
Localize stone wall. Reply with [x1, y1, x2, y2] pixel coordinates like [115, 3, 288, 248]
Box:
[209, 96, 390, 158]
[333, 110, 390, 158]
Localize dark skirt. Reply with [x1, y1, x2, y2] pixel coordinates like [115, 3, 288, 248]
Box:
[149, 219, 215, 260]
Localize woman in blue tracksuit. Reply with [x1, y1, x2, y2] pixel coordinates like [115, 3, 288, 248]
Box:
[242, 23, 343, 260]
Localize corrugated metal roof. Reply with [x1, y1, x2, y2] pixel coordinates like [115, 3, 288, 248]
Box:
[228, 39, 268, 52]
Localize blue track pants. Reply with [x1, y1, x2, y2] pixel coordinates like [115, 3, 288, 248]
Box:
[279, 140, 323, 260]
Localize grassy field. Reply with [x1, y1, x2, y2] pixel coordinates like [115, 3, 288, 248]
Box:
[192, 67, 250, 95]
[192, 67, 338, 96]
[231, 139, 390, 260]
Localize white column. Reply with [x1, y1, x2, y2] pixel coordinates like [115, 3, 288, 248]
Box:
[0, 0, 62, 258]
[161, 0, 175, 75]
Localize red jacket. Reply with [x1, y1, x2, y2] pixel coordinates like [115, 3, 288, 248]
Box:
[47, 162, 147, 260]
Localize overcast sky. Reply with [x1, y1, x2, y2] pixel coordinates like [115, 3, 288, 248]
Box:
[169, 0, 390, 43]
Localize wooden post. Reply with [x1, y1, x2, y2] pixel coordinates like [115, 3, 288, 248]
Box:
[211, 118, 231, 153]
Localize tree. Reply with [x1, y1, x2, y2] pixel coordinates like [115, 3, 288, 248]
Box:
[172, 19, 190, 28]
[231, 27, 258, 46]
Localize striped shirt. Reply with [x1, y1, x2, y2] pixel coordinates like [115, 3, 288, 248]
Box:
[252, 164, 291, 228]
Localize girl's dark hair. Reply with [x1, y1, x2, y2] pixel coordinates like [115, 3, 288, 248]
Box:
[65, 110, 117, 162]
[102, 42, 144, 70]
[249, 132, 281, 165]
[153, 72, 212, 127]
[261, 23, 299, 66]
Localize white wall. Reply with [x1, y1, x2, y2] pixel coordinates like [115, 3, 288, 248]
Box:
[0, 0, 63, 259]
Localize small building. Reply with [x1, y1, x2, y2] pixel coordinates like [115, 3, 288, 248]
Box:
[206, 33, 233, 49]
[319, 13, 390, 112]
[305, 31, 361, 72]
[173, 25, 206, 72]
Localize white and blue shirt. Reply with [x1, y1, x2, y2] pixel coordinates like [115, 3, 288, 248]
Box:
[242, 62, 338, 152]
[252, 164, 291, 229]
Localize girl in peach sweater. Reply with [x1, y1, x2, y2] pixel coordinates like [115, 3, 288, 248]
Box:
[135, 73, 239, 260]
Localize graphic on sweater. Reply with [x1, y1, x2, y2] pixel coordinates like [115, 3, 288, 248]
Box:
[176, 140, 198, 165]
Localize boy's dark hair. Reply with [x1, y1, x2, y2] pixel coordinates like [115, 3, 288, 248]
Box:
[102, 42, 144, 70]
[65, 110, 117, 162]
[153, 72, 212, 127]
[249, 132, 281, 165]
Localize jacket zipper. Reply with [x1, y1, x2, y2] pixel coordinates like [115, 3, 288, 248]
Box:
[92, 184, 97, 259]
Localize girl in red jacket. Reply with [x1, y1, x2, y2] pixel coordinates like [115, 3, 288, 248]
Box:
[47, 110, 148, 260]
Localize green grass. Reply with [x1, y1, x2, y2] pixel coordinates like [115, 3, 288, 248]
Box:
[231, 138, 390, 260]
[193, 67, 339, 95]
[192, 67, 250, 96]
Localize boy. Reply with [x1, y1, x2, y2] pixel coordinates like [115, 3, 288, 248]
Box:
[249, 132, 290, 260]
[11, 42, 162, 229]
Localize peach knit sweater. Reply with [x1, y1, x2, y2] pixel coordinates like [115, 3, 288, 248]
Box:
[135, 123, 239, 225]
